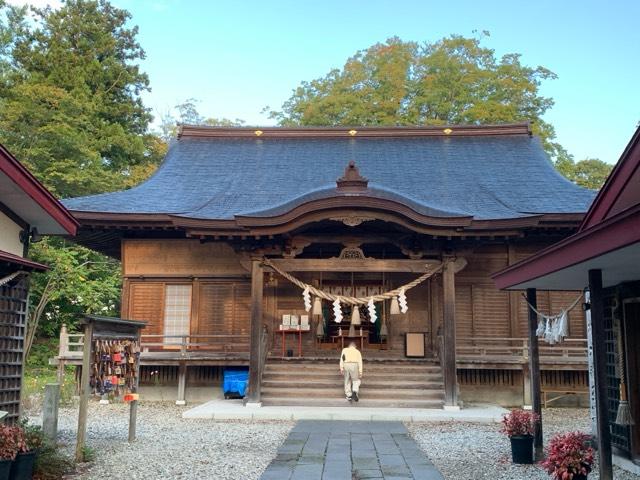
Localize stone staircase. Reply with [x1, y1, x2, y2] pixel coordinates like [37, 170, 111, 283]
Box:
[260, 358, 445, 408]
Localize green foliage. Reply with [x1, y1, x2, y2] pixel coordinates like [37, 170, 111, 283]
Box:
[80, 445, 96, 463]
[33, 439, 75, 479]
[28, 237, 121, 338]
[268, 34, 564, 159]
[570, 158, 613, 190]
[0, 0, 160, 198]
[158, 97, 245, 141]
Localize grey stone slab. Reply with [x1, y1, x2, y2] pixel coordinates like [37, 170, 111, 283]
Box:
[260, 463, 294, 480]
[262, 420, 444, 480]
[353, 469, 384, 479]
[352, 457, 380, 470]
[291, 463, 324, 480]
[407, 464, 445, 479]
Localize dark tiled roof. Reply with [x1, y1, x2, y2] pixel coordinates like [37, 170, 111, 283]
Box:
[63, 131, 595, 221]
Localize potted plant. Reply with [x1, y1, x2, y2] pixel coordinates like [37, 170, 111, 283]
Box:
[0, 425, 19, 480]
[501, 409, 540, 464]
[541, 431, 594, 480]
[9, 422, 42, 480]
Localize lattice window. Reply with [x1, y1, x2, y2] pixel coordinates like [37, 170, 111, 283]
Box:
[163, 285, 192, 344]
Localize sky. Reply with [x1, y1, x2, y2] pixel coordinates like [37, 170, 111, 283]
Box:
[10, 0, 640, 164]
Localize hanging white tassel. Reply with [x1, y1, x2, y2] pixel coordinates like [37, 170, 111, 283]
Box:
[535, 318, 545, 337]
[558, 311, 569, 338]
[302, 286, 312, 312]
[351, 305, 361, 326]
[390, 296, 400, 315]
[544, 318, 555, 345]
[398, 288, 408, 313]
[367, 298, 377, 323]
[333, 297, 343, 323]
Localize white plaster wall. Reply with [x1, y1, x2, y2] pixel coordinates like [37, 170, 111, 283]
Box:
[0, 211, 23, 256]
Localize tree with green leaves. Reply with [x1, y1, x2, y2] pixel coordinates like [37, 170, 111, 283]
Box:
[268, 34, 569, 165]
[157, 98, 245, 141]
[0, 0, 162, 198]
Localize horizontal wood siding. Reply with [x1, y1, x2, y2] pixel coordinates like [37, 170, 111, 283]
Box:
[455, 285, 473, 342]
[472, 285, 510, 338]
[128, 282, 164, 336]
[197, 281, 251, 336]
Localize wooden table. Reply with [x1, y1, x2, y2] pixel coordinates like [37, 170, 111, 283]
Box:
[280, 328, 303, 357]
[331, 334, 365, 350]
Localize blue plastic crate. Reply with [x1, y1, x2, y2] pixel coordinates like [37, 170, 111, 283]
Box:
[222, 367, 249, 398]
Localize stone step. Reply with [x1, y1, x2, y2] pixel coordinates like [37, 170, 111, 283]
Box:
[262, 370, 443, 383]
[261, 375, 443, 386]
[262, 378, 443, 389]
[263, 364, 441, 373]
[261, 386, 445, 400]
[260, 396, 445, 408]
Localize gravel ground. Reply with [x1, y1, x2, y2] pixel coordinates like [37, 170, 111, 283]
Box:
[408, 408, 640, 480]
[53, 402, 293, 480]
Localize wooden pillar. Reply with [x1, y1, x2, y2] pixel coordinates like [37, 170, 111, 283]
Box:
[589, 269, 613, 480]
[526, 288, 543, 457]
[75, 321, 93, 463]
[176, 363, 187, 406]
[246, 258, 264, 404]
[442, 259, 458, 408]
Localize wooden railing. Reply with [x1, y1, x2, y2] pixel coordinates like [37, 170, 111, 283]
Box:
[456, 337, 587, 362]
[55, 324, 250, 361]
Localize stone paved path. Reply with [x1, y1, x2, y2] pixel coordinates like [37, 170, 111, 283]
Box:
[260, 420, 444, 480]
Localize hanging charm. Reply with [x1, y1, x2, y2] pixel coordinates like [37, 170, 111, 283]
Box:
[312, 297, 322, 316]
[398, 288, 408, 313]
[333, 297, 343, 323]
[367, 297, 377, 323]
[390, 296, 400, 315]
[302, 286, 312, 312]
[351, 305, 361, 325]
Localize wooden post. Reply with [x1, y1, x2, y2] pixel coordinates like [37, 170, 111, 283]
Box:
[176, 336, 187, 405]
[522, 364, 532, 407]
[42, 383, 60, 441]
[442, 259, 458, 408]
[246, 258, 264, 405]
[526, 288, 543, 458]
[75, 321, 93, 463]
[57, 324, 68, 384]
[588, 269, 613, 480]
[128, 330, 141, 443]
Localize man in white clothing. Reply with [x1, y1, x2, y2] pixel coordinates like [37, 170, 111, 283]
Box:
[339, 341, 363, 402]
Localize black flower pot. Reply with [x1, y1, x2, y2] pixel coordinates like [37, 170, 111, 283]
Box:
[510, 434, 534, 464]
[9, 451, 36, 480]
[0, 460, 11, 480]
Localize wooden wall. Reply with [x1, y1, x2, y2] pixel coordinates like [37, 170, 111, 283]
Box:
[120, 239, 587, 352]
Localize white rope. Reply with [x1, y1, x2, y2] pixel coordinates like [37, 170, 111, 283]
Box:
[0, 270, 28, 287]
[262, 257, 444, 305]
[521, 292, 583, 320]
[522, 292, 583, 344]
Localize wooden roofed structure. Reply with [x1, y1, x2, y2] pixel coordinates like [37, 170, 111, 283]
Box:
[60, 123, 595, 408]
[494, 125, 640, 478]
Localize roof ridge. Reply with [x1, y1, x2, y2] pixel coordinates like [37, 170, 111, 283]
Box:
[178, 123, 532, 139]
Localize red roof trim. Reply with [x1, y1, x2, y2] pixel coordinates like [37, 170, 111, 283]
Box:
[0, 144, 78, 235]
[493, 203, 640, 289]
[579, 126, 640, 230]
[0, 249, 48, 271]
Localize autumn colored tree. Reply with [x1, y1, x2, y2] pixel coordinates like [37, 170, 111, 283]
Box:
[269, 34, 573, 172]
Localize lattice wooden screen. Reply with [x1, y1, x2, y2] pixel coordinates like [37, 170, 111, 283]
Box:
[0, 276, 29, 424]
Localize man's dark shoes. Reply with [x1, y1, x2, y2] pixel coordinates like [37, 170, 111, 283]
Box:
[352, 391, 359, 402]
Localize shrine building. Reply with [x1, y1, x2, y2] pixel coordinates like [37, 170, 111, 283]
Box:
[60, 123, 595, 408]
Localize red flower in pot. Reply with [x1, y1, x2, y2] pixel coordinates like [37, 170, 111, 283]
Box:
[541, 431, 594, 480]
[500, 409, 540, 464]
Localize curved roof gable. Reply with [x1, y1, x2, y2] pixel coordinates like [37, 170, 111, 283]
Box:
[63, 124, 595, 224]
